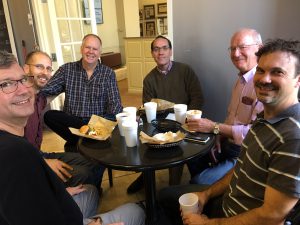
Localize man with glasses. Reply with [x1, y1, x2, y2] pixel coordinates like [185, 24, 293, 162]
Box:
[41, 34, 122, 152]
[185, 28, 264, 185]
[0, 50, 146, 225]
[23, 50, 104, 190]
[0, 50, 83, 224]
[143, 35, 203, 108]
[127, 35, 204, 194]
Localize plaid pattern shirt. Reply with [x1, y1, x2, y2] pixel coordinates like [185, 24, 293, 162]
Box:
[41, 59, 122, 120]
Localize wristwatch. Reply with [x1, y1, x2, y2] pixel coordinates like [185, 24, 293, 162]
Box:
[213, 122, 220, 135]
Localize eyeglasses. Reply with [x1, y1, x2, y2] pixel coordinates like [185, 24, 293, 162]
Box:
[152, 46, 170, 53]
[0, 75, 34, 94]
[27, 63, 53, 73]
[228, 44, 258, 53]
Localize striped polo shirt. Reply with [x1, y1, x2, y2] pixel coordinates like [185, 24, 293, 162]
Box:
[222, 103, 300, 217]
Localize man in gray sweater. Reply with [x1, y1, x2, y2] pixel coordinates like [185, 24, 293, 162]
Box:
[127, 35, 204, 194]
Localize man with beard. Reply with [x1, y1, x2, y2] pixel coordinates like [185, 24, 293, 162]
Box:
[23, 50, 104, 190]
[186, 28, 264, 185]
[41, 34, 123, 152]
[159, 39, 300, 225]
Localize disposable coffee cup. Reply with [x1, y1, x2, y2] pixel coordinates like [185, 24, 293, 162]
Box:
[122, 121, 138, 147]
[123, 107, 137, 122]
[144, 102, 157, 123]
[174, 104, 188, 124]
[116, 112, 130, 136]
[179, 193, 199, 215]
[186, 110, 202, 120]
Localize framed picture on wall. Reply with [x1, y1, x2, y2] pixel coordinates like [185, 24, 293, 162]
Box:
[144, 5, 155, 20]
[83, 0, 103, 24]
[157, 3, 167, 14]
[145, 21, 155, 37]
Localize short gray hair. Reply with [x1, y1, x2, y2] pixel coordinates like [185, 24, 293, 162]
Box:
[0, 51, 17, 69]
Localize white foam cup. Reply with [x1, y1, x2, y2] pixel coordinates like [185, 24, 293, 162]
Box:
[174, 104, 188, 124]
[144, 102, 157, 123]
[123, 107, 137, 122]
[179, 193, 199, 215]
[186, 110, 202, 120]
[122, 121, 138, 147]
[116, 112, 130, 136]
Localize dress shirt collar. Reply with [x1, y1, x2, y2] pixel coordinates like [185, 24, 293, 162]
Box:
[239, 66, 257, 83]
[156, 61, 173, 75]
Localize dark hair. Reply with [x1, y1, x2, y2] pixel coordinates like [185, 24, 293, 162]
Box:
[151, 35, 172, 51]
[82, 34, 102, 45]
[25, 50, 52, 64]
[0, 50, 17, 69]
[256, 39, 300, 75]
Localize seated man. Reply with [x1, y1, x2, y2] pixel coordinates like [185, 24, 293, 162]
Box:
[159, 39, 300, 225]
[0, 50, 145, 225]
[23, 50, 104, 189]
[42, 34, 122, 152]
[127, 35, 204, 194]
[186, 28, 263, 185]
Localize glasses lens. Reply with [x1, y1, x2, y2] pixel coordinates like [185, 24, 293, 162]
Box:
[153, 46, 169, 52]
[22, 76, 35, 88]
[1, 81, 17, 94]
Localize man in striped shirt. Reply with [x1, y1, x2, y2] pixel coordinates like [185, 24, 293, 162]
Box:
[160, 39, 300, 225]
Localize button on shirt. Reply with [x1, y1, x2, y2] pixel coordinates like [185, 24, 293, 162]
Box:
[224, 66, 263, 145]
[41, 60, 122, 121]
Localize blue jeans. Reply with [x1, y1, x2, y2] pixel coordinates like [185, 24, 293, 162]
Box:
[76, 185, 146, 225]
[190, 158, 236, 184]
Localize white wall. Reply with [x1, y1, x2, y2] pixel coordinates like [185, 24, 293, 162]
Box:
[173, 0, 300, 121]
[98, 0, 120, 53]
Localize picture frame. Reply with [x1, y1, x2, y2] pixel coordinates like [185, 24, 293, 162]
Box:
[145, 21, 156, 37]
[83, 0, 103, 24]
[157, 17, 168, 35]
[144, 4, 155, 20]
[157, 3, 167, 14]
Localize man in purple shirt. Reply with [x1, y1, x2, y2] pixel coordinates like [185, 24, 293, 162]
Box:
[23, 50, 104, 189]
[186, 28, 264, 184]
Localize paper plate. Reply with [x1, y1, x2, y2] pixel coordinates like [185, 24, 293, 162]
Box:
[69, 127, 111, 141]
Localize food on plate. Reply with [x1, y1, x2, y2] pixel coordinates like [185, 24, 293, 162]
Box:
[139, 130, 185, 145]
[79, 125, 90, 134]
[79, 124, 110, 137]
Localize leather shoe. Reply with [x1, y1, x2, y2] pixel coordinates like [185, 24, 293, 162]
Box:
[127, 174, 144, 194]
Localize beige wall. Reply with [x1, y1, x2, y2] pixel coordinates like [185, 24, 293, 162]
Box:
[98, 0, 120, 53]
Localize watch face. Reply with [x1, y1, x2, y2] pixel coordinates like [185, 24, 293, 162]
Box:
[213, 123, 220, 134]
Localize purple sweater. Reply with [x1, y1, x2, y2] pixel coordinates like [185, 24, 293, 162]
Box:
[24, 93, 47, 149]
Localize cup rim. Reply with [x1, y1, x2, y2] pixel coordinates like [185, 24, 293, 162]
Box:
[179, 193, 198, 206]
[116, 112, 129, 118]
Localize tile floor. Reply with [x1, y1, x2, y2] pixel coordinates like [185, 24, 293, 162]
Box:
[41, 79, 191, 213]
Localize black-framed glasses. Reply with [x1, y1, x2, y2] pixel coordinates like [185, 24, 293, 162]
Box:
[228, 44, 258, 53]
[152, 46, 170, 53]
[0, 75, 34, 94]
[27, 63, 53, 73]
